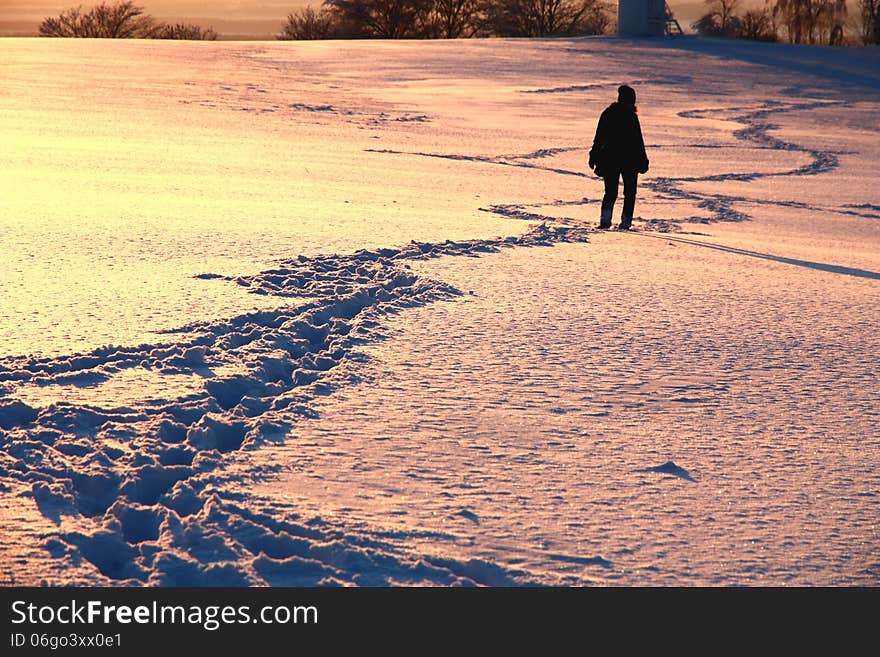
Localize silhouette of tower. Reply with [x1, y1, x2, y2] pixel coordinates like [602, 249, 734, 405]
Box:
[618, 0, 667, 36]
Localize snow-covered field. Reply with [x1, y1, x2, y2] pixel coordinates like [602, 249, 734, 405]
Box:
[0, 35, 877, 586]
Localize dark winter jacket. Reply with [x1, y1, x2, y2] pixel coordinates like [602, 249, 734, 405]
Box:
[589, 102, 649, 176]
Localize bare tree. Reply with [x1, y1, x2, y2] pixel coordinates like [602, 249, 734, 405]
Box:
[691, 13, 723, 35]
[277, 6, 337, 39]
[38, 7, 85, 37]
[775, 0, 807, 42]
[153, 23, 218, 40]
[481, 0, 611, 37]
[39, 2, 157, 38]
[692, 0, 743, 35]
[859, 0, 879, 43]
[772, 0, 847, 44]
[324, 0, 433, 37]
[578, 0, 614, 34]
[706, 0, 742, 33]
[421, 0, 483, 37]
[735, 9, 776, 40]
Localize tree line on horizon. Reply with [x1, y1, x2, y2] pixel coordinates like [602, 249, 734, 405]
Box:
[37, 0, 877, 45]
[693, 0, 879, 45]
[36, 0, 613, 41]
[276, 0, 613, 39]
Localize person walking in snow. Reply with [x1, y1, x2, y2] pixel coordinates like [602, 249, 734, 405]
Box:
[588, 85, 649, 230]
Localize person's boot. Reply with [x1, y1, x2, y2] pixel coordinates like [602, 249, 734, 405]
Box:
[618, 215, 633, 230]
[598, 207, 612, 229]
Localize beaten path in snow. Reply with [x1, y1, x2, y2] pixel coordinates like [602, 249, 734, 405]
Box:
[1, 37, 877, 586]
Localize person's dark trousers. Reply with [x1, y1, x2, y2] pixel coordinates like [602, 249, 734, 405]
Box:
[601, 170, 638, 229]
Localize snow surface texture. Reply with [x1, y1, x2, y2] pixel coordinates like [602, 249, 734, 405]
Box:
[0, 36, 878, 586]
